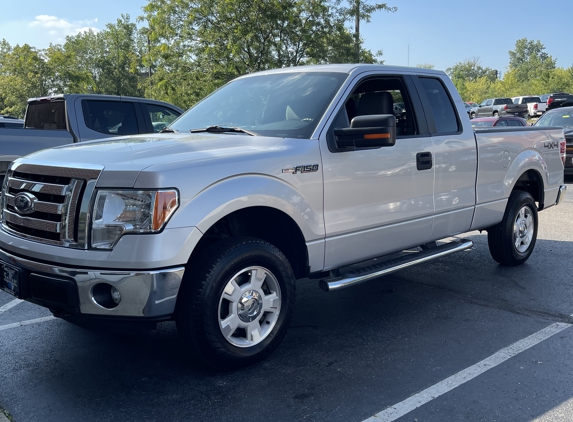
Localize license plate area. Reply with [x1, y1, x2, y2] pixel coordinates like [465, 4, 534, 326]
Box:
[1, 262, 20, 297]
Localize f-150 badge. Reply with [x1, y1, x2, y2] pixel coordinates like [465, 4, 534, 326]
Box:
[282, 164, 319, 174]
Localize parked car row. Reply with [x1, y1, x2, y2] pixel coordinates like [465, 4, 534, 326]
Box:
[471, 116, 528, 127]
[465, 92, 573, 120]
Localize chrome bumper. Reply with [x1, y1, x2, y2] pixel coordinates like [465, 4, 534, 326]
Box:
[0, 248, 185, 318]
[556, 185, 567, 206]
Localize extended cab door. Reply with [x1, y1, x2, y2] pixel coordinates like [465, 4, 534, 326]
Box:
[319, 73, 435, 270]
[412, 76, 477, 240]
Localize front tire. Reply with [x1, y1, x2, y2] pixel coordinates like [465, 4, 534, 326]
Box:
[176, 237, 296, 370]
[487, 191, 538, 266]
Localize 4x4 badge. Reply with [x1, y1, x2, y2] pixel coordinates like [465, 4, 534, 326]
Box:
[282, 164, 319, 174]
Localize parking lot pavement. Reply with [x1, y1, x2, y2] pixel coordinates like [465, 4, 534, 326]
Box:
[1, 178, 572, 422]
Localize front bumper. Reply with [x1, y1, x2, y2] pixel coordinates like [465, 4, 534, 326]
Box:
[0, 248, 185, 318]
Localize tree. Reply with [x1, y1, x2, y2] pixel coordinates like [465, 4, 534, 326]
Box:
[446, 58, 498, 102]
[508, 38, 555, 84]
[446, 58, 498, 85]
[0, 42, 50, 117]
[140, 0, 386, 108]
[45, 15, 144, 97]
[336, 1, 396, 62]
[416, 63, 434, 69]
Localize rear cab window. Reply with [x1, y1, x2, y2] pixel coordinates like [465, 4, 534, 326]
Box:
[418, 77, 460, 134]
[25, 100, 67, 130]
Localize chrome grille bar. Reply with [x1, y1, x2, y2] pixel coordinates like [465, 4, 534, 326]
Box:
[0, 162, 103, 248]
[5, 193, 64, 214]
[7, 179, 69, 196]
[5, 210, 62, 232]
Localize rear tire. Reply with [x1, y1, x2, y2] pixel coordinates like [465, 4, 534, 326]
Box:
[487, 191, 538, 266]
[493, 111, 499, 117]
[176, 237, 296, 370]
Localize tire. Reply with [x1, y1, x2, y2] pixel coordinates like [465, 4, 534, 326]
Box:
[493, 111, 499, 117]
[176, 237, 296, 370]
[470, 112, 475, 119]
[487, 190, 538, 266]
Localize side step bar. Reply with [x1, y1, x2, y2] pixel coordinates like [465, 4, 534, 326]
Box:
[319, 238, 473, 292]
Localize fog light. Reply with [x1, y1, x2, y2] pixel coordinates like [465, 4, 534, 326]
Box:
[111, 286, 121, 304]
[92, 283, 121, 309]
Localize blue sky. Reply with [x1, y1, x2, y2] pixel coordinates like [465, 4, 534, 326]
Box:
[2, 0, 572, 76]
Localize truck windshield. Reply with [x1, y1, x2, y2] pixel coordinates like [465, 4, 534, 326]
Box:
[170, 72, 348, 139]
[534, 109, 573, 128]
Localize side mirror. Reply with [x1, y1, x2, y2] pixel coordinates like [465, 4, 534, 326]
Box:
[333, 114, 396, 151]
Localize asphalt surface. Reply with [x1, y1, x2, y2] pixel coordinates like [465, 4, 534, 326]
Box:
[1, 176, 572, 422]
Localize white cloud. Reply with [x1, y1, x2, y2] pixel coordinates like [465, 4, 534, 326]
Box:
[28, 15, 99, 39]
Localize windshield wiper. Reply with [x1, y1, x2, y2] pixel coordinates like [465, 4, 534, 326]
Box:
[160, 127, 178, 133]
[190, 126, 258, 136]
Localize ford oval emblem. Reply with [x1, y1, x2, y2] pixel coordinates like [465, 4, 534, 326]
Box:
[13, 192, 37, 215]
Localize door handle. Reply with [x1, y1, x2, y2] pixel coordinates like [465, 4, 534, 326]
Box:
[416, 152, 432, 170]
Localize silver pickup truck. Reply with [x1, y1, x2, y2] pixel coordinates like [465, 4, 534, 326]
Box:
[0, 64, 567, 369]
[0, 94, 183, 184]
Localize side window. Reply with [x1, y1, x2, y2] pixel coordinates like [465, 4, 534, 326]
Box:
[496, 120, 508, 126]
[82, 100, 138, 135]
[144, 104, 182, 132]
[326, 76, 419, 149]
[419, 77, 459, 134]
[486, 100, 493, 106]
[513, 98, 519, 104]
[508, 120, 522, 126]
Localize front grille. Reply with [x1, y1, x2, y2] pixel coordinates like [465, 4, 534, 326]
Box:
[1, 163, 101, 248]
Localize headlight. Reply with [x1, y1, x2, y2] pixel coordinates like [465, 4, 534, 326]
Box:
[91, 189, 179, 249]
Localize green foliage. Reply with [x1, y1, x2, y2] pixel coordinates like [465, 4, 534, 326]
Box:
[3, 9, 573, 116]
[416, 63, 434, 69]
[0, 42, 50, 117]
[45, 15, 144, 97]
[139, 0, 386, 108]
[508, 38, 556, 84]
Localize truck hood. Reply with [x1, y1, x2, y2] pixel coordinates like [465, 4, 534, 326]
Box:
[23, 132, 283, 170]
[16, 133, 289, 188]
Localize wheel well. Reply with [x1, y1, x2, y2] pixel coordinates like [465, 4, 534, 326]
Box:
[191, 207, 309, 278]
[513, 170, 544, 209]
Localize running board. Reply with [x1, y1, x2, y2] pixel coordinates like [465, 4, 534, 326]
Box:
[319, 239, 473, 292]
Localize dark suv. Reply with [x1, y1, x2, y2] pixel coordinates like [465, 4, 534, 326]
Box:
[540, 93, 573, 111]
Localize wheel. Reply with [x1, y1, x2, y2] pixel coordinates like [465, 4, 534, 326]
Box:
[470, 112, 475, 119]
[176, 237, 296, 370]
[493, 111, 499, 117]
[487, 190, 538, 266]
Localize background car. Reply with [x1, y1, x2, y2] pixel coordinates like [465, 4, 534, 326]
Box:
[533, 106, 573, 175]
[468, 104, 480, 119]
[470, 116, 528, 127]
[0, 115, 24, 128]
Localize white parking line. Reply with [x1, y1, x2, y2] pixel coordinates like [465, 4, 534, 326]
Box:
[0, 316, 56, 331]
[0, 298, 23, 314]
[363, 321, 572, 422]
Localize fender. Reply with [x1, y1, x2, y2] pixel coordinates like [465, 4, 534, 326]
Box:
[167, 174, 325, 243]
[503, 148, 547, 201]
